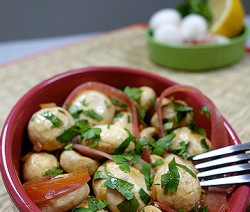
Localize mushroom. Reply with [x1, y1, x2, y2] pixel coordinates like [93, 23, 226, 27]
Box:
[150, 98, 191, 130]
[141, 205, 162, 212]
[112, 111, 133, 133]
[170, 127, 212, 157]
[152, 154, 201, 211]
[38, 174, 90, 212]
[93, 161, 150, 212]
[60, 150, 100, 176]
[28, 107, 75, 152]
[83, 124, 135, 154]
[23, 152, 59, 182]
[70, 90, 115, 125]
[140, 127, 159, 142]
[137, 86, 156, 111]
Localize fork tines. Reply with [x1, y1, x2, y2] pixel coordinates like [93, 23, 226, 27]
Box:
[192, 142, 250, 186]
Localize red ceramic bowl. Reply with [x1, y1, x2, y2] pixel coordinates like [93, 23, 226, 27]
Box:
[0, 66, 249, 211]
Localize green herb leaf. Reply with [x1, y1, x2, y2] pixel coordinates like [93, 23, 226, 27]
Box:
[117, 196, 140, 212]
[161, 158, 180, 194]
[71, 196, 108, 212]
[115, 113, 124, 118]
[124, 87, 142, 100]
[200, 138, 209, 152]
[82, 127, 102, 147]
[115, 129, 136, 154]
[176, 0, 212, 22]
[111, 97, 126, 107]
[40, 110, 63, 128]
[93, 170, 109, 180]
[68, 105, 82, 121]
[170, 141, 190, 160]
[83, 109, 103, 121]
[103, 177, 134, 200]
[64, 143, 73, 150]
[139, 188, 150, 205]
[176, 163, 196, 179]
[140, 163, 154, 190]
[152, 133, 175, 156]
[151, 159, 164, 168]
[81, 99, 89, 107]
[56, 120, 89, 142]
[200, 105, 210, 119]
[43, 166, 64, 177]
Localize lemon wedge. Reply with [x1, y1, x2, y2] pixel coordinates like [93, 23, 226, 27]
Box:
[208, 0, 245, 38]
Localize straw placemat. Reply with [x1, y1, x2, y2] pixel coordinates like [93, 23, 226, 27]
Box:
[0, 24, 250, 211]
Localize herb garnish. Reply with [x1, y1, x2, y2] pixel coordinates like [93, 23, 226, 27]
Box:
[82, 127, 102, 147]
[83, 109, 103, 121]
[152, 133, 175, 156]
[200, 105, 210, 119]
[171, 101, 193, 124]
[124, 87, 142, 100]
[115, 129, 136, 154]
[161, 158, 196, 194]
[113, 154, 140, 173]
[138, 188, 151, 205]
[43, 166, 64, 177]
[64, 143, 73, 150]
[151, 159, 164, 168]
[71, 196, 108, 212]
[170, 141, 190, 160]
[176, 0, 212, 22]
[117, 196, 139, 212]
[200, 138, 209, 152]
[40, 110, 63, 128]
[140, 163, 154, 190]
[111, 98, 126, 107]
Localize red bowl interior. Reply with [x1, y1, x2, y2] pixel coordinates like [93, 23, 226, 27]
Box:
[0, 66, 249, 211]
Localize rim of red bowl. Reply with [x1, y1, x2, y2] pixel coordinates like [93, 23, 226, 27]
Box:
[0, 66, 249, 211]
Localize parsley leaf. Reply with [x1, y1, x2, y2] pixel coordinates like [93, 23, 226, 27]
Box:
[200, 138, 209, 152]
[68, 105, 82, 121]
[200, 105, 210, 119]
[152, 133, 175, 156]
[40, 110, 63, 128]
[151, 159, 164, 168]
[161, 158, 180, 194]
[171, 101, 193, 124]
[170, 141, 190, 160]
[115, 129, 136, 154]
[176, 163, 196, 179]
[82, 127, 102, 147]
[140, 163, 154, 190]
[71, 196, 108, 212]
[113, 154, 140, 173]
[103, 177, 134, 200]
[117, 196, 140, 212]
[64, 143, 73, 150]
[83, 109, 103, 121]
[111, 97, 126, 107]
[43, 166, 64, 177]
[124, 86, 142, 100]
[138, 188, 150, 205]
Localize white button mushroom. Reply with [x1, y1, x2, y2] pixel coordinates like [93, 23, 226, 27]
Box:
[28, 107, 75, 152]
[141, 205, 162, 212]
[93, 161, 150, 212]
[23, 152, 59, 182]
[137, 86, 157, 112]
[37, 174, 90, 212]
[112, 112, 133, 133]
[170, 127, 211, 157]
[70, 90, 115, 125]
[60, 150, 100, 176]
[83, 125, 135, 154]
[152, 154, 201, 211]
[149, 9, 182, 31]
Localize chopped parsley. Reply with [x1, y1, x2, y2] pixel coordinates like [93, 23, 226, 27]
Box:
[113, 154, 140, 173]
[161, 158, 196, 194]
[43, 166, 64, 177]
[170, 141, 190, 160]
[152, 133, 175, 156]
[163, 122, 174, 131]
[68, 105, 82, 121]
[103, 177, 135, 200]
[71, 196, 108, 212]
[151, 159, 164, 168]
[115, 113, 124, 118]
[82, 109, 103, 121]
[161, 158, 180, 194]
[111, 97, 126, 107]
[140, 163, 154, 190]
[64, 143, 73, 150]
[82, 127, 102, 147]
[104, 100, 110, 108]
[81, 99, 89, 107]
[171, 101, 193, 124]
[114, 129, 136, 154]
[138, 188, 151, 205]
[200, 138, 209, 152]
[117, 196, 139, 212]
[124, 86, 142, 100]
[200, 105, 210, 119]
[40, 110, 63, 128]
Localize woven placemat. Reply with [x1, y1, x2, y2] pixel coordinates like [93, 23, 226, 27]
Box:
[0, 24, 250, 211]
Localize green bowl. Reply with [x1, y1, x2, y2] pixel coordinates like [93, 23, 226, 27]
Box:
[146, 27, 249, 71]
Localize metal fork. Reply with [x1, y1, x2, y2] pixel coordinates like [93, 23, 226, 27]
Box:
[192, 142, 250, 187]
